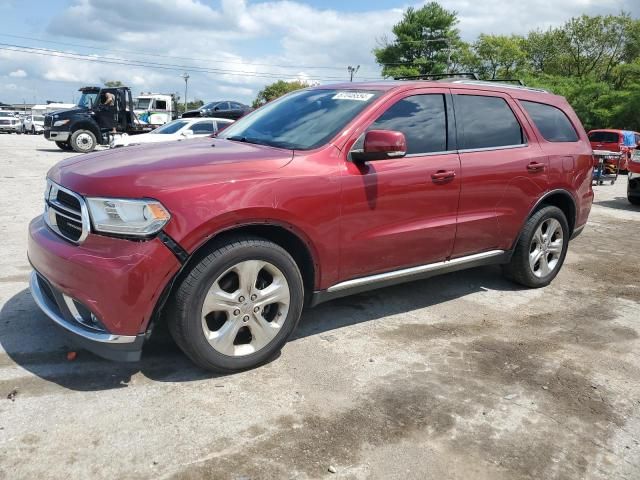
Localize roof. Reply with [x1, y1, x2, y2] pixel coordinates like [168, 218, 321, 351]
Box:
[313, 80, 559, 101]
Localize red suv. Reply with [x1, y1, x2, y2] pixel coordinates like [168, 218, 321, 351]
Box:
[588, 129, 639, 172]
[28, 81, 594, 371]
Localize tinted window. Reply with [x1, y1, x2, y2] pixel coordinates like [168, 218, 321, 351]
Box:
[191, 121, 214, 134]
[521, 101, 578, 142]
[151, 120, 189, 134]
[214, 102, 230, 111]
[219, 89, 381, 150]
[455, 95, 524, 150]
[155, 100, 168, 110]
[230, 102, 243, 109]
[368, 94, 447, 154]
[588, 131, 619, 143]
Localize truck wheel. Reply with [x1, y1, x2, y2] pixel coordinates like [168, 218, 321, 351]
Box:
[503, 206, 569, 288]
[55, 141, 73, 151]
[70, 129, 97, 153]
[168, 236, 304, 372]
[629, 196, 640, 206]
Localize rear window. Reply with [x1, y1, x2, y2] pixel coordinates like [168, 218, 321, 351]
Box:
[455, 95, 524, 150]
[588, 131, 619, 143]
[521, 101, 579, 142]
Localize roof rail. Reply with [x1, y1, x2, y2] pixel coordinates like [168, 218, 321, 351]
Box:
[394, 72, 479, 81]
[448, 80, 550, 93]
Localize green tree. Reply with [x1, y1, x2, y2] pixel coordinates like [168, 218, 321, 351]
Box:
[252, 80, 308, 108]
[470, 34, 526, 79]
[374, 2, 461, 78]
[103, 80, 125, 87]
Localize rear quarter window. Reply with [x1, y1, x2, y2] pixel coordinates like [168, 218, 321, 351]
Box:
[521, 101, 578, 142]
[588, 131, 619, 143]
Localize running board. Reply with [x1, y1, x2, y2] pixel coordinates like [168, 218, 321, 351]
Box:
[310, 250, 508, 306]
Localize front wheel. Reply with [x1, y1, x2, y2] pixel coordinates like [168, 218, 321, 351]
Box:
[168, 236, 304, 372]
[629, 196, 640, 206]
[55, 141, 73, 151]
[70, 129, 97, 153]
[503, 206, 569, 288]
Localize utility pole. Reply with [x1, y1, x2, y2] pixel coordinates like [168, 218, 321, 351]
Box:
[347, 65, 360, 82]
[181, 72, 190, 113]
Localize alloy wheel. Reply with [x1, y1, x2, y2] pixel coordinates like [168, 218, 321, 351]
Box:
[200, 260, 290, 357]
[529, 218, 563, 278]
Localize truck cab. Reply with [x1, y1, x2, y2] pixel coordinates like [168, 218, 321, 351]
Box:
[133, 93, 176, 127]
[44, 86, 153, 153]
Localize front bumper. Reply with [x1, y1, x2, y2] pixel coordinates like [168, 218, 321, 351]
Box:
[0, 124, 21, 132]
[28, 215, 181, 361]
[44, 129, 70, 142]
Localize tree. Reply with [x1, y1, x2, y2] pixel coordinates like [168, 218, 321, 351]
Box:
[470, 34, 526, 79]
[103, 80, 125, 87]
[252, 80, 308, 108]
[374, 2, 461, 78]
[174, 97, 204, 115]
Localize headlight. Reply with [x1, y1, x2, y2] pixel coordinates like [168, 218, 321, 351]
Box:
[53, 119, 70, 127]
[86, 197, 171, 237]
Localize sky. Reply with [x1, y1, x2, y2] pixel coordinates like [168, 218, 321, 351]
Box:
[0, 0, 638, 106]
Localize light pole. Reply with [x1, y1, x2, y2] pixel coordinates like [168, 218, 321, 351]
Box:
[347, 65, 360, 82]
[181, 72, 190, 113]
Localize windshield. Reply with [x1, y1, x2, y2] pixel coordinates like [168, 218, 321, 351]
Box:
[0, 112, 10, 117]
[78, 92, 98, 108]
[135, 98, 152, 110]
[151, 119, 189, 134]
[218, 89, 382, 150]
[200, 102, 219, 110]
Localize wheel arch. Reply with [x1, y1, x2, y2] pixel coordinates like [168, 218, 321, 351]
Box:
[511, 189, 577, 250]
[70, 120, 101, 140]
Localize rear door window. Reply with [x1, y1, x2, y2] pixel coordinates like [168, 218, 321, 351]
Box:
[454, 95, 524, 150]
[367, 94, 447, 154]
[191, 121, 214, 134]
[521, 101, 578, 142]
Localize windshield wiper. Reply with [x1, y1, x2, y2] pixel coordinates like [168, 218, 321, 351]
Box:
[225, 136, 296, 149]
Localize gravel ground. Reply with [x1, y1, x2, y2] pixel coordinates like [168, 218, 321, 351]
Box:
[0, 134, 639, 480]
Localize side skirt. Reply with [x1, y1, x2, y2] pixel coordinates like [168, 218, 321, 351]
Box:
[310, 249, 511, 307]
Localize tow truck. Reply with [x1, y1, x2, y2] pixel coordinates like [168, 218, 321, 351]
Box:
[44, 86, 154, 153]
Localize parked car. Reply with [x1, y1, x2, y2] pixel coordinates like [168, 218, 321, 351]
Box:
[588, 129, 638, 172]
[627, 136, 640, 205]
[111, 117, 234, 147]
[181, 100, 252, 120]
[23, 113, 45, 134]
[28, 81, 593, 372]
[0, 111, 23, 134]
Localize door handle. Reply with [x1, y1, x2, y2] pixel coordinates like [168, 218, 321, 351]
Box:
[431, 170, 456, 183]
[527, 162, 546, 172]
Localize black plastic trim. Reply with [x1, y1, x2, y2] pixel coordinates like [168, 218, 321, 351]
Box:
[157, 231, 188, 264]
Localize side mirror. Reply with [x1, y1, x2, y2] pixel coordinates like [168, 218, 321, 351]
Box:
[213, 107, 220, 111]
[181, 129, 194, 137]
[351, 130, 407, 163]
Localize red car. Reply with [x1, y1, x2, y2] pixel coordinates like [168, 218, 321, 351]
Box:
[588, 129, 639, 172]
[28, 81, 594, 371]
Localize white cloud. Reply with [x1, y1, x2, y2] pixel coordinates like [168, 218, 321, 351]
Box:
[0, 0, 637, 105]
[8, 69, 27, 78]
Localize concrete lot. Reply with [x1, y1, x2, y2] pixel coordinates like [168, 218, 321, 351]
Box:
[0, 133, 639, 479]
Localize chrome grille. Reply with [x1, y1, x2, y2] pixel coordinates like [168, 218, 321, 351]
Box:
[44, 180, 90, 244]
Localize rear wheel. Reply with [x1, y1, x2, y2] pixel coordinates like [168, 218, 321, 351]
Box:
[55, 141, 73, 151]
[629, 196, 640, 206]
[70, 129, 97, 153]
[503, 206, 569, 288]
[168, 236, 304, 372]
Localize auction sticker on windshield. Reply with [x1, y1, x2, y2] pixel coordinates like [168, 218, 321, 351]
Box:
[332, 92, 375, 101]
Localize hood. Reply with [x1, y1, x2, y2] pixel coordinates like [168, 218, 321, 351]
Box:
[48, 137, 294, 198]
[47, 106, 88, 118]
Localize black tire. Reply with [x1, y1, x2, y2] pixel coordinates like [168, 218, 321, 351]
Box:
[31, 126, 35, 135]
[168, 236, 305, 372]
[55, 141, 73, 151]
[503, 205, 569, 288]
[629, 196, 640, 206]
[70, 129, 97, 153]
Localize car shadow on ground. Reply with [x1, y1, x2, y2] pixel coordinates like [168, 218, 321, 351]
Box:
[0, 265, 523, 392]
[593, 196, 640, 212]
